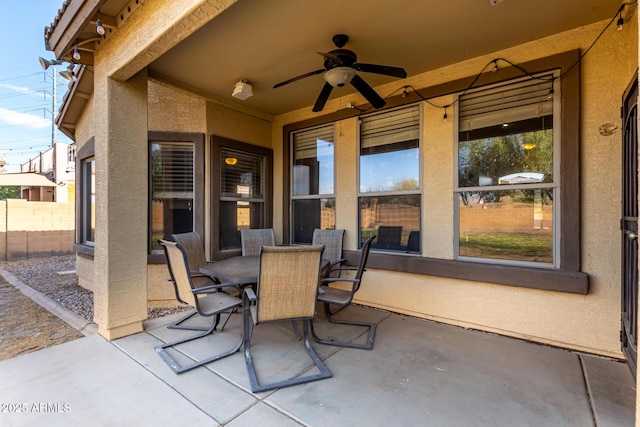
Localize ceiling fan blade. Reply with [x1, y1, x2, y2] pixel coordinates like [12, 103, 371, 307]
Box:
[350, 74, 385, 109]
[273, 69, 325, 89]
[354, 63, 407, 78]
[312, 82, 333, 112]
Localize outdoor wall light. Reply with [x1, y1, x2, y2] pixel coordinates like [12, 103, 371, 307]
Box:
[38, 57, 64, 70]
[59, 65, 75, 81]
[324, 67, 356, 88]
[232, 80, 253, 100]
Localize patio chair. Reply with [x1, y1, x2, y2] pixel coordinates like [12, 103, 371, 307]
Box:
[171, 231, 214, 278]
[168, 232, 218, 331]
[156, 239, 243, 374]
[243, 245, 332, 393]
[241, 228, 276, 256]
[312, 228, 346, 278]
[311, 236, 377, 350]
[372, 225, 402, 250]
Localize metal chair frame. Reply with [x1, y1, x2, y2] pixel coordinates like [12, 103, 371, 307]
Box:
[156, 239, 243, 374]
[311, 236, 377, 350]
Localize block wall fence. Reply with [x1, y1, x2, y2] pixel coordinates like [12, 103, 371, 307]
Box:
[0, 199, 75, 261]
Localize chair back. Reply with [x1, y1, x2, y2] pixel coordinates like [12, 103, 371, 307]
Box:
[374, 226, 402, 249]
[353, 236, 375, 292]
[171, 232, 207, 270]
[159, 239, 196, 307]
[312, 228, 344, 267]
[256, 245, 324, 323]
[241, 228, 275, 256]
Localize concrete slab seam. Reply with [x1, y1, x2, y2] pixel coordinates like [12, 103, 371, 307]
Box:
[578, 353, 599, 426]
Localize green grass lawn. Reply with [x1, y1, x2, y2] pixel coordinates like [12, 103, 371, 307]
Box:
[459, 232, 552, 263]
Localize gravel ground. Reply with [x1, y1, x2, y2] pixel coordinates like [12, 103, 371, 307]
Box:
[0, 255, 189, 323]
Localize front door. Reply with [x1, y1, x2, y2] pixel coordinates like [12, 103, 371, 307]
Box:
[621, 72, 638, 376]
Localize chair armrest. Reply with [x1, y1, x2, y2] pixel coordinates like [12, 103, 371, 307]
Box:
[244, 287, 257, 302]
[320, 277, 359, 292]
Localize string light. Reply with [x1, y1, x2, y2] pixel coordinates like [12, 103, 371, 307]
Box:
[72, 44, 81, 61]
[617, 12, 624, 31]
[96, 17, 105, 35]
[343, 1, 627, 120]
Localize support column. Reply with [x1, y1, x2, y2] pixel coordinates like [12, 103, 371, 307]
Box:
[93, 69, 148, 340]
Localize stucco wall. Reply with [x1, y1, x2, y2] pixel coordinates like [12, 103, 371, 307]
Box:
[70, 4, 636, 355]
[272, 19, 638, 357]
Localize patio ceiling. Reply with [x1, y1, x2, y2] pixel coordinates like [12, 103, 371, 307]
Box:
[147, 0, 618, 116]
[48, 0, 619, 117]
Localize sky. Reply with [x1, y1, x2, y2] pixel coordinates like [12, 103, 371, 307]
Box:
[0, 2, 73, 173]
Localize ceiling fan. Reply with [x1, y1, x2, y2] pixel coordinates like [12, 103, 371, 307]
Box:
[273, 34, 407, 112]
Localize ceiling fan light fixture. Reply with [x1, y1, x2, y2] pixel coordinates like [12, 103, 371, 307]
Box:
[324, 67, 356, 88]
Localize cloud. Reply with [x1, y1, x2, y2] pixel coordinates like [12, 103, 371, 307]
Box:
[0, 83, 32, 94]
[0, 107, 50, 129]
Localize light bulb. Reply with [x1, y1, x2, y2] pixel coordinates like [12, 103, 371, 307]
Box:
[443, 112, 448, 123]
[617, 15, 624, 31]
[547, 89, 554, 101]
[491, 61, 499, 73]
[96, 19, 105, 35]
[72, 46, 81, 61]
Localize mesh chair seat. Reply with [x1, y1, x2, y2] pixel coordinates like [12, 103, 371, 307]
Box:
[318, 285, 353, 305]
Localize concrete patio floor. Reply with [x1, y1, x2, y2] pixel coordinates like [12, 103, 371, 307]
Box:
[0, 305, 635, 426]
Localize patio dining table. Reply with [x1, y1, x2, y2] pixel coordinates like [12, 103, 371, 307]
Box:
[199, 255, 330, 286]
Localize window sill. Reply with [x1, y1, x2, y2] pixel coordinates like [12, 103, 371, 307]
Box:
[344, 250, 588, 294]
[73, 243, 94, 259]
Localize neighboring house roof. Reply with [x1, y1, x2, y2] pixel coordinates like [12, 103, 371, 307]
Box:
[0, 173, 56, 187]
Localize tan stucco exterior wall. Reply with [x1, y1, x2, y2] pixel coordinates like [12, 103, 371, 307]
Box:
[271, 19, 638, 357]
[71, 0, 637, 355]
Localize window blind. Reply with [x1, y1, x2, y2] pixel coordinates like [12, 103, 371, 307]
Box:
[221, 148, 264, 199]
[459, 76, 554, 132]
[151, 142, 194, 199]
[361, 105, 420, 149]
[293, 124, 334, 160]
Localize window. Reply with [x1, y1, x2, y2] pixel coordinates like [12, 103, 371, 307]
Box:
[359, 105, 421, 253]
[456, 74, 558, 266]
[148, 132, 204, 257]
[219, 148, 267, 250]
[282, 51, 585, 293]
[211, 136, 272, 256]
[81, 157, 95, 246]
[290, 124, 335, 244]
